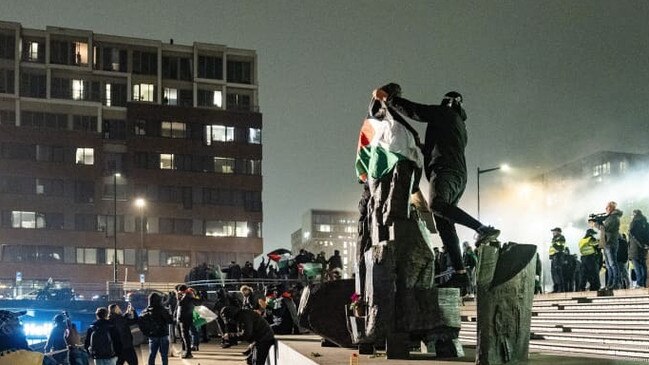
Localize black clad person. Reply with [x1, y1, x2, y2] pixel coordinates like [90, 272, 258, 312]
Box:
[373, 85, 500, 292]
[220, 306, 275, 365]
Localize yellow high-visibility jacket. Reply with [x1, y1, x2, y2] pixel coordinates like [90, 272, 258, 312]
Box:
[578, 236, 598, 256]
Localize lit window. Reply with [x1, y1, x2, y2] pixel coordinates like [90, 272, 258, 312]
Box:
[213, 157, 235, 173]
[76, 248, 97, 264]
[29, 42, 39, 61]
[317, 224, 332, 232]
[205, 125, 235, 145]
[73, 42, 88, 65]
[160, 153, 174, 169]
[134, 120, 146, 136]
[161, 121, 186, 138]
[213, 91, 222, 107]
[205, 220, 235, 237]
[72, 79, 84, 100]
[75, 148, 94, 165]
[105, 84, 112, 106]
[133, 83, 154, 102]
[235, 221, 249, 237]
[248, 128, 261, 144]
[105, 249, 124, 265]
[164, 88, 178, 105]
[11, 211, 45, 229]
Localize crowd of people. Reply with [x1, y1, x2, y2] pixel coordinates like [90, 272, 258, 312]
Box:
[548, 202, 649, 293]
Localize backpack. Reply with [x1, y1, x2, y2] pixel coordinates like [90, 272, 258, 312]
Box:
[88, 324, 115, 359]
[138, 309, 163, 337]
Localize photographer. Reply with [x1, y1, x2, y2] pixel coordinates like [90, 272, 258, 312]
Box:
[591, 201, 623, 290]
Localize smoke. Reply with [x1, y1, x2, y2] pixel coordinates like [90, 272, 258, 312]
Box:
[476, 166, 649, 290]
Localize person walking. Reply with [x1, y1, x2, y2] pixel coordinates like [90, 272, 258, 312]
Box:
[372, 85, 500, 293]
[108, 303, 139, 365]
[140, 292, 173, 365]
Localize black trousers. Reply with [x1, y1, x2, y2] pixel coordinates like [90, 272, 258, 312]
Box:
[117, 346, 138, 365]
[551, 254, 564, 292]
[179, 320, 193, 355]
[252, 339, 275, 365]
[581, 254, 600, 291]
[429, 172, 482, 271]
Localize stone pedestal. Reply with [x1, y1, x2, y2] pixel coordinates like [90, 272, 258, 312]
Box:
[476, 243, 537, 365]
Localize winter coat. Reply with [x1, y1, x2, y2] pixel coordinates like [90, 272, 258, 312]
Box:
[176, 292, 198, 322]
[597, 209, 623, 247]
[629, 214, 648, 260]
[143, 304, 173, 337]
[44, 323, 67, 354]
[230, 310, 275, 344]
[83, 319, 120, 359]
[108, 312, 138, 350]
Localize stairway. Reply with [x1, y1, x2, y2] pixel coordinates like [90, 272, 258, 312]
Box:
[459, 289, 649, 362]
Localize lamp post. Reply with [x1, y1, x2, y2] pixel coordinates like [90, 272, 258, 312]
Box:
[113, 172, 120, 283]
[477, 164, 509, 221]
[135, 198, 146, 274]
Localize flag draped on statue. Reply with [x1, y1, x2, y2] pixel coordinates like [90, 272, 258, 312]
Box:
[355, 99, 423, 182]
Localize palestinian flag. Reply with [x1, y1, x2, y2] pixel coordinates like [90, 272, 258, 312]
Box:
[355, 100, 423, 182]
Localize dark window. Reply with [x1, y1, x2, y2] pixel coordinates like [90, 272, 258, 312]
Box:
[174, 154, 193, 171]
[105, 83, 127, 107]
[97, 215, 125, 235]
[73, 115, 97, 132]
[103, 119, 126, 139]
[50, 40, 88, 66]
[198, 55, 222, 79]
[202, 188, 238, 206]
[20, 71, 46, 98]
[74, 180, 95, 203]
[132, 51, 157, 75]
[0, 110, 16, 126]
[45, 212, 64, 230]
[0, 33, 16, 60]
[1, 143, 35, 160]
[103, 153, 125, 173]
[51, 77, 71, 99]
[21, 112, 67, 130]
[243, 190, 262, 212]
[227, 60, 252, 84]
[0, 176, 34, 194]
[75, 214, 97, 231]
[0, 69, 14, 94]
[159, 218, 192, 235]
[159, 217, 174, 234]
[226, 92, 252, 111]
[100, 47, 127, 72]
[37, 178, 64, 196]
[179, 89, 193, 106]
[162, 56, 192, 81]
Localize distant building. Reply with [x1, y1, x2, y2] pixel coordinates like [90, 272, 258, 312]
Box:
[291, 210, 357, 278]
[0, 21, 262, 296]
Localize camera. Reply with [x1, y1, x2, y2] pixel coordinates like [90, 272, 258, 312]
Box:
[588, 212, 607, 225]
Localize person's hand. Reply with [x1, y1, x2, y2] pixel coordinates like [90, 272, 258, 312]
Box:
[222, 333, 230, 341]
[372, 88, 389, 102]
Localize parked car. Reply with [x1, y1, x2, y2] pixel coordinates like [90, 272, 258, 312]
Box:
[16, 288, 75, 301]
[125, 289, 164, 311]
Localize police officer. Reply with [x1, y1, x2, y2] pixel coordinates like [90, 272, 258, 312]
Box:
[549, 227, 567, 292]
[579, 228, 601, 291]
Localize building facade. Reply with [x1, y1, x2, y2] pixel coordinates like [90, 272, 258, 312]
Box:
[291, 209, 357, 278]
[0, 21, 262, 296]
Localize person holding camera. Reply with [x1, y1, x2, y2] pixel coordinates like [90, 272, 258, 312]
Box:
[108, 303, 139, 365]
[592, 201, 623, 290]
[175, 285, 198, 359]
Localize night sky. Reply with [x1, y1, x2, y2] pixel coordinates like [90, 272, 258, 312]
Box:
[4, 1, 649, 252]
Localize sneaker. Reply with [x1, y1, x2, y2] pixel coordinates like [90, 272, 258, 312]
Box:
[475, 226, 500, 246]
[438, 272, 469, 296]
[181, 353, 194, 359]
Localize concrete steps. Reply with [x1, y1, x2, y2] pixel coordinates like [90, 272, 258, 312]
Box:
[460, 289, 649, 361]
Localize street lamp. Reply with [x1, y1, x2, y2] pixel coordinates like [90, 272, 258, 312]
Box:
[113, 172, 120, 283]
[134, 198, 146, 274]
[477, 164, 510, 221]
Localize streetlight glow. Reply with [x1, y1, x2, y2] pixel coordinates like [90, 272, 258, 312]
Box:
[500, 164, 511, 172]
[135, 198, 146, 208]
[114, 173, 121, 177]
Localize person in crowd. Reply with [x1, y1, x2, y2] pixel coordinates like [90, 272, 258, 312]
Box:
[241, 261, 256, 279]
[240, 285, 260, 311]
[257, 258, 268, 279]
[618, 234, 630, 289]
[629, 209, 648, 288]
[327, 250, 343, 272]
[0, 310, 57, 365]
[140, 292, 173, 365]
[84, 307, 120, 365]
[62, 312, 89, 365]
[315, 251, 328, 268]
[579, 228, 601, 291]
[108, 303, 138, 365]
[175, 285, 198, 359]
[269, 290, 298, 335]
[220, 306, 275, 365]
[226, 261, 242, 282]
[44, 313, 69, 365]
[267, 265, 278, 279]
[163, 291, 177, 343]
[593, 201, 623, 289]
[549, 227, 567, 292]
[462, 241, 478, 296]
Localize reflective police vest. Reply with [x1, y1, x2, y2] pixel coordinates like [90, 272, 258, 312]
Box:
[578, 236, 597, 256]
[549, 236, 566, 256]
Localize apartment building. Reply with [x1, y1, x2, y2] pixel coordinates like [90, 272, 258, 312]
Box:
[291, 210, 358, 278]
[0, 21, 262, 296]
